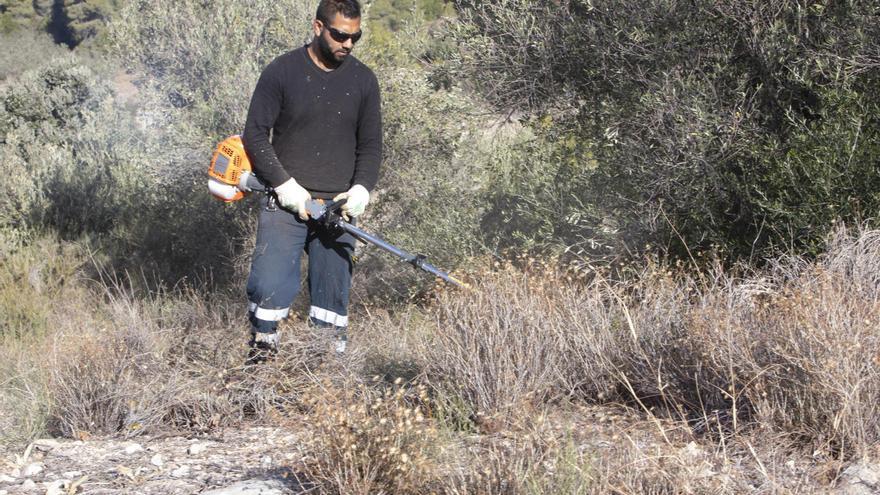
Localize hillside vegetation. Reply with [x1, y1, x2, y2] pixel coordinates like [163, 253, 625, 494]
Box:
[443, 0, 880, 264]
[1, 0, 879, 493]
[0, 0, 122, 47]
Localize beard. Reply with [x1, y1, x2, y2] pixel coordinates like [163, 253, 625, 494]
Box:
[317, 34, 348, 66]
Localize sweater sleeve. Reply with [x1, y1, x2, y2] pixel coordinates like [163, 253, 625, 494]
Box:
[352, 72, 383, 191]
[242, 61, 291, 188]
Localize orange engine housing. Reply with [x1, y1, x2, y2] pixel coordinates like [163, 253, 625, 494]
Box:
[208, 135, 252, 202]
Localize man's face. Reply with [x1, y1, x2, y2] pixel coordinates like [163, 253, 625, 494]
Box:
[313, 13, 362, 64]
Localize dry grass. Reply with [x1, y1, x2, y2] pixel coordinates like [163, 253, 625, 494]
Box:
[415, 226, 880, 460]
[0, 234, 350, 446]
[296, 378, 441, 494]
[2, 227, 879, 492]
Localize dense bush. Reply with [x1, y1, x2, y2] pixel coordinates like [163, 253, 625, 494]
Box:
[1, 57, 115, 234]
[0, 51, 254, 284]
[62, 0, 123, 46]
[351, 66, 490, 298]
[0, 0, 51, 33]
[444, 0, 880, 264]
[0, 30, 69, 79]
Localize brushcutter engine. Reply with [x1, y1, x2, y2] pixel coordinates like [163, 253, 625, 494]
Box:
[207, 135, 265, 201]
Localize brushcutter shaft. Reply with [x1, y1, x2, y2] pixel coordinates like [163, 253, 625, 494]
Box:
[334, 221, 468, 288]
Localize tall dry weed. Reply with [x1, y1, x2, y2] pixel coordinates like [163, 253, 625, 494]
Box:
[43, 280, 355, 437]
[298, 378, 441, 494]
[415, 228, 880, 458]
[1, 242, 348, 442]
[419, 263, 577, 420]
[684, 227, 880, 456]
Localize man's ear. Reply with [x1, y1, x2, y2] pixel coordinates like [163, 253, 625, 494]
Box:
[312, 19, 323, 38]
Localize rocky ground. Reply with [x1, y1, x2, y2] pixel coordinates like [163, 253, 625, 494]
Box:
[0, 427, 310, 494]
[1, 417, 878, 494]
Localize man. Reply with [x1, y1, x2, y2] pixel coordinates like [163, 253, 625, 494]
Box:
[242, 0, 381, 360]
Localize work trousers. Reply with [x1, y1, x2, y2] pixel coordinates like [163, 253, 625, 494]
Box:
[246, 197, 356, 338]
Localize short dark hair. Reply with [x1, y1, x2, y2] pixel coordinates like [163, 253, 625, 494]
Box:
[316, 0, 361, 24]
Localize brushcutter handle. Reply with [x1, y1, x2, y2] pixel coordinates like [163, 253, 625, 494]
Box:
[304, 197, 347, 224]
[323, 197, 347, 214]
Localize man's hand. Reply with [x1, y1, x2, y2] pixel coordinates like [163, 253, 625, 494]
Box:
[274, 178, 311, 220]
[333, 184, 370, 218]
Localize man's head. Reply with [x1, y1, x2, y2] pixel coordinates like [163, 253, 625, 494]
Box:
[312, 0, 362, 66]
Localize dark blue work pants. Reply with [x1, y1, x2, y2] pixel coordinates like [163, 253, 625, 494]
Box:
[246, 198, 355, 337]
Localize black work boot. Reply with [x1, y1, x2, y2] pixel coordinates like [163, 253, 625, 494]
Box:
[246, 331, 279, 365]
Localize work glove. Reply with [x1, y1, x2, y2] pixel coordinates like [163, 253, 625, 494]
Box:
[237, 170, 254, 192]
[274, 178, 311, 220]
[332, 184, 370, 218]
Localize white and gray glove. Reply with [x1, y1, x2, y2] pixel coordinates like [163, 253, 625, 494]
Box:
[237, 170, 254, 192]
[332, 184, 370, 218]
[274, 178, 311, 220]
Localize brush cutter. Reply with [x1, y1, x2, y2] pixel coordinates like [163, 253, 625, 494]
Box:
[208, 135, 468, 288]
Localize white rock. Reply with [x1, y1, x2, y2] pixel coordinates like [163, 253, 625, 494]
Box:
[61, 471, 82, 479]
[842, 462, 880, 486]
[260, 455, 272, 467]
[123, 443, 144, 455]
[200, 479, 287, 495]
[10, 468, 20, 478]
[43, 479, 69, 495]
[32, 439, 60, 452]
[0, 474, 15, 483]
[20, 463, 43, 477]
[187, 443, 208, 456]
[150, 454, 164, 467]
[0, 489, 8, 495]
[838, 462, 880, 495]
[836, 483, 876, 495]
[21, 479, 36, 489]
[171, 465, 191, 478]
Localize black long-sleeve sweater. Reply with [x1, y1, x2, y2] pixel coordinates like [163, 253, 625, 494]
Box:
[242, 45, 382, 198]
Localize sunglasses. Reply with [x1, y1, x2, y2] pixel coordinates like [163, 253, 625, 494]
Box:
[323, 24, 362, 44]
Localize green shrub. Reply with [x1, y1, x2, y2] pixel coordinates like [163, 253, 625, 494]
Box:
[351, 66, 490, 298]
[0, 52, 253, 285]
[0, 0, 50, 34]
[445, 0, 880, 265]
[63, 0, 123, 47]
[1, 57, 112, 232]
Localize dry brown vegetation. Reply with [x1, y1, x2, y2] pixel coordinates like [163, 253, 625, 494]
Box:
[2, 226, 879, 492]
